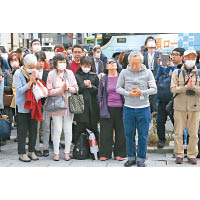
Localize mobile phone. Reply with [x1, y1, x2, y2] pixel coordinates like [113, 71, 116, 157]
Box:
[160, 54, 170, 66]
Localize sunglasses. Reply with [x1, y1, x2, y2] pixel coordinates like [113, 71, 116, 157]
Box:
[107, 61, 116, 64]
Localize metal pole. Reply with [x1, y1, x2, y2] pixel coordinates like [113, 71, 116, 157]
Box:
[11, 33, 14, 50]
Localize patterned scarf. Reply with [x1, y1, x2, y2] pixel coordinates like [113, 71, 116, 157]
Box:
[21, 66, 30, 80]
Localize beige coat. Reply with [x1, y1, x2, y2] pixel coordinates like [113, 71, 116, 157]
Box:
[170, 65, 200, 112]
[10, 77, 16, 108]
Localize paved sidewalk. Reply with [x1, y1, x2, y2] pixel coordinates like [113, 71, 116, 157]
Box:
[0, 128, 199, 167]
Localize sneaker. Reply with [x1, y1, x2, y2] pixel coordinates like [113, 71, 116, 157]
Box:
[175, 157, 183, 164]
[137, 161, 145, 167]
[28, 152, 39, 161]
[124, 160, 136, 167]
[19, 154, 31, 162]
[187, 158, 197, 165]
[157, 140, 165, 149]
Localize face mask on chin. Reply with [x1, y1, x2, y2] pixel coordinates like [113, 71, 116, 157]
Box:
[185, 60, 196, 69]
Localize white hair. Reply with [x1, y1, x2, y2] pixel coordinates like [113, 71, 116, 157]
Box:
[23, 54, 37, 67]
[128, 51, 144, 63]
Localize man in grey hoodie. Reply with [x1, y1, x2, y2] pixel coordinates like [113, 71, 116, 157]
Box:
[116, 51, 157, 167]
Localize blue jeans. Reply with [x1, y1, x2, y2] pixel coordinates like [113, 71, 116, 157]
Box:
[123, 106, 151, 163]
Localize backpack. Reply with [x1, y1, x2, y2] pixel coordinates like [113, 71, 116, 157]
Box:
[157, 68, 173, 101]
[0, 112, 11, 141]
[72, 132, 90, 160]
[157, 68, 200, 101]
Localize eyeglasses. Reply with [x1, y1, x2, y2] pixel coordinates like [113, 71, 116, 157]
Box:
[107, 61, 116, 65]
[172, 53, 180, 57]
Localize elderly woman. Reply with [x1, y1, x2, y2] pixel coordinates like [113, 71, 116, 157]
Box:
[14, 54, 40, 162]
[98, 58, 126, 161]
[116, 51, 157, 167]
[46, 53, 78, 161]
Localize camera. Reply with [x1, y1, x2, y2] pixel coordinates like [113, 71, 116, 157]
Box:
[186, 89, 195, 96]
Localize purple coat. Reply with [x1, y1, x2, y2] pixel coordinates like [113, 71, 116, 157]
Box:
[98, 74, 124, 118]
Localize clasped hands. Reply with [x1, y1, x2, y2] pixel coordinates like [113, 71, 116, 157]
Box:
[84, 80, 92, 88]
[129, 86, 142, 96]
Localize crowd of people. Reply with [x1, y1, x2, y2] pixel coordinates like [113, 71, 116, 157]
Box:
[1, 36, 200, 167]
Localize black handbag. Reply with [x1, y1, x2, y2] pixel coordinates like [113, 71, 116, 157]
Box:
[166, 94, 178, 115]
[68, 88, 84, 114]
[72, 132, 90, 160]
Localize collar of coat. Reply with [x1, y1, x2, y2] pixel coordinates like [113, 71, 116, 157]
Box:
[180, 64, 198, 76]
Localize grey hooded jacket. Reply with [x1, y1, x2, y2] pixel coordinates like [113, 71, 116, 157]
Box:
[116, 64, 157, 108]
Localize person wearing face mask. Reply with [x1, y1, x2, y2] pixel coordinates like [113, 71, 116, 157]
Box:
[7, 53, 20, 130]
[30, 39, 42, 54]
[73, 56, 100, 151]
[46, 53, 78, 161]
[64, 43, 73, 63]
[171, 50, 200, 165]
[91, 46, 104, 75]
[34, 52, 50, 157]
[143, 37, 160, 114]
[14, 54, 41, 162]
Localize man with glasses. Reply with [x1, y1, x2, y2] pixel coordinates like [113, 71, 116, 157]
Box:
[70, 44, 84, 74]
[155, 48, 185, 149]
[171, 50, 200, 165]
[116, 51, 157, 167]
[171, 48, 185, 69]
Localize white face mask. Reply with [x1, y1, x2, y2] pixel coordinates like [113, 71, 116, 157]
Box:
[26, 68, 36, 74]
[11, 61, 19, 68]
[82, 68, 90, 73]
[147, 40, 156, 48]
[67, 50, 72, 54]
[33, 45, 41, 53]
[58, 63, 66, 70]
[95, 53, 101, 59]
[185, 60, 196, 68]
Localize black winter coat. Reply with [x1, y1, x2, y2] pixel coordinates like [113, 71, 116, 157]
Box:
[75, 68, 100, 124]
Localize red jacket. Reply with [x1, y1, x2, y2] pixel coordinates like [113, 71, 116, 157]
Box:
[24, 78, 46, 121]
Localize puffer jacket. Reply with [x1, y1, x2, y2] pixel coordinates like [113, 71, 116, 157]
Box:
[171, 65, 200, 111]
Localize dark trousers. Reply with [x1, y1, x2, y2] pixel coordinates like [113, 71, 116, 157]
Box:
[99, 107, 126, 158]
[156, 101, 174, 142]
[149, 94, 157, 113]
[74, 121, 99, 145]
[17, 112, 38, 154]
